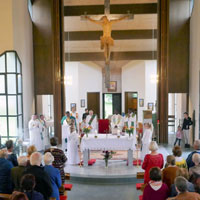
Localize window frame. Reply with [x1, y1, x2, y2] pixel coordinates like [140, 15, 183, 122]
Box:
[0, 51, 24, 141]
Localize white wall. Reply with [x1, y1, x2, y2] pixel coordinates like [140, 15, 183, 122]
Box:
[12, 0, 34, 138]
[189, 0, 200, 140]
[65, 62, 102, 119]
[145, 60, 157, 110]
[122, 60, 157, 122]
[0, 0, 34, 139]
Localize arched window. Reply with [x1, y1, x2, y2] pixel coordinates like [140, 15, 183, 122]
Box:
[0, 51, 23, 143]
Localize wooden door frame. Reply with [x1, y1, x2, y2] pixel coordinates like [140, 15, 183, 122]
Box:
[87, 92, 100, 117]
[124, 91, 138, 115]
[102, 93, 122, 119]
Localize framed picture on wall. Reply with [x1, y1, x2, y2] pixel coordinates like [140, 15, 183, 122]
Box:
[81, 99, 85, 108]
[148, 103, 154, 110]
[70, 103, 76, 111]
[139, 99, 144, 107]
[108, 81, 117, 92]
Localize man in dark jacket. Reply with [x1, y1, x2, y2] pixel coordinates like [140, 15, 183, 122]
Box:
[6, 140, 18, 166]
[11, 156, 27, 191]
[0, 149, 13, 193]
[182, 112, 193, 148]
[23, 152, 52, 200]
[186, 140, 200, 169]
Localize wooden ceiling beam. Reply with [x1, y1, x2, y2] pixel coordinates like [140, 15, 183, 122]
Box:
[65, 51, 157, 61]
[64, 29, 157, 41]
[64, 3, 157, 16]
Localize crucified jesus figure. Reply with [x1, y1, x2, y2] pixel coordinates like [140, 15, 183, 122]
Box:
[85, 15, 129, 64]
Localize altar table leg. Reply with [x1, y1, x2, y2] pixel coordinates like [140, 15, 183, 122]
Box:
[128, 149, 133, 167]
[83, 149, 89, 166]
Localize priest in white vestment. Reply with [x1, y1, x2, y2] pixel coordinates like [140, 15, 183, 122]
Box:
[141, 123, 153, 160]
[86, 110, 97, 133]
[111, 114, 123, 134]
[71, 106, 80, 132]
[39, 115, 49, 149]
[29, 115, 44, 151]
[67, 119, 80, 165]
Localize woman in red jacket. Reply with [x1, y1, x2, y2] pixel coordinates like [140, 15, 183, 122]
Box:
[142, 141, 164, 184]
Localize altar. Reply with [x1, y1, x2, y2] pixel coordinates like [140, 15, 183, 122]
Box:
[81, 133, 135, 167]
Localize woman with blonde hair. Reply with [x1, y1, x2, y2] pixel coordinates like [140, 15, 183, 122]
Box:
[27, 145, 37, 166]
[142, 141, 164, 184]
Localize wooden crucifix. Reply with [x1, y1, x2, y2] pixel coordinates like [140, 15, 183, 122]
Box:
[81, 0, 133, 88]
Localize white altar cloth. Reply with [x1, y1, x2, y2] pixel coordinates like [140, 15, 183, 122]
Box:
[81, 133, 135, 167]
[81, 133, 135, 151]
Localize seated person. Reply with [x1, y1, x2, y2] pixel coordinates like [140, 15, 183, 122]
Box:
[173, 145, 187, 169]
[26, 145, 37, 166]
[10, 191, 28, 200]
[44, 152, 62, 200]
[186, 140, 200, 169]
[189, 153, 200, 182]
[162, 155, 179, 189]
[143, 167, 169, 200]
[170, 168, 195, 197]
[23, 152, 52, 200]
[11, 156, 28, 191]
[0, 149, 13, 194]
[45, 137, 67, 184]
[20, 174, 44, 200]
[6, 140, 18, 166]
[167, 176, 200, 200]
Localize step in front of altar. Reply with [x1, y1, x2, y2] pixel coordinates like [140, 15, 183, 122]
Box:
[64, 160, 144, 184]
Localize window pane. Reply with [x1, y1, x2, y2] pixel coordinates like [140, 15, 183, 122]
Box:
[0, 75, 5, 93]
[17, 58, 21, 73]
[0, 96, 7, 115]
[0, 54, 5, 73]
[18, 115, 23, 135]
[8, 117, 17, 136]
[18, 95, 22, 114]
[7, 74, 16, 94]
[6, 52, 16, 73]
[18, 75, 22, 93]
[8, 96, 17, 115]
[0, 117, 7, 136]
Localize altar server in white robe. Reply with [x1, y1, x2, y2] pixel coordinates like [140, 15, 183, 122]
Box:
[29, 115, 44, 151]
[62, 111, 72, 152]
[86, 110, 97, 133]
[39, 114, 50, 149]
[67, 119, 80, 165]
[141, 123, 153, 161]
[124, 109, 137, 148]
[111, 113, 124, 133]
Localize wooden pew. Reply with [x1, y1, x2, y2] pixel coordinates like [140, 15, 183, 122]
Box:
[0, 193, 11, 200]
[65, 173, 71, 180]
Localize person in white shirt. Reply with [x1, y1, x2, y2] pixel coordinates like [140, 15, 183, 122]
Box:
[86, 110, 97, 133]
[71, 106, 80, 132]
[141, 123, 153, 160]
[28, 115, 44, 151]
[67, 119, 80, 165]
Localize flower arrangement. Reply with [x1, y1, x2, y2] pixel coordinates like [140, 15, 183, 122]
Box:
[103, 151, 115, 167]
[125, 126, 134, 137]
[82, 126, 91, 137]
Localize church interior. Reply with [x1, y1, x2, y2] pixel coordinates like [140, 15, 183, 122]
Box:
[0, 0, 200, 200]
